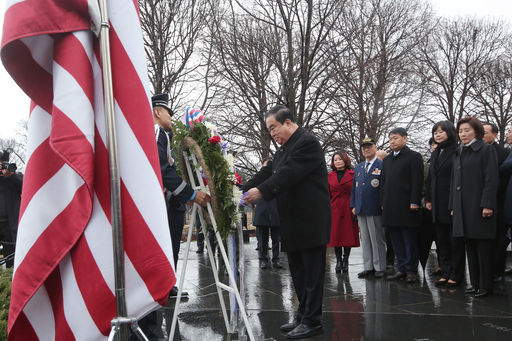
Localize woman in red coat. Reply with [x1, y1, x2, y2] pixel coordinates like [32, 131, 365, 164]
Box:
[328, 151, 359, 273]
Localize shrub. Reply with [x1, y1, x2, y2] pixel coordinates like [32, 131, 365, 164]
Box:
[0, 267, 13, 340]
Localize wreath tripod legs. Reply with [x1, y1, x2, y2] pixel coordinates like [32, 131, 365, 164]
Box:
[168, 151, 254, 341]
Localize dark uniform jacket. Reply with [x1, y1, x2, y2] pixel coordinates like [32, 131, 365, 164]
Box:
[350, 158, 383, 216]
[425, 142, 458, 225]
[0, 172, 23, 242]
[380, 145, 424, 228]
[156, 126, 194, 205]
[243, 127, 331, 252]
[501, 152, 512, 225]
[253, 198, 280, 227]
[449, 139, 498, 239]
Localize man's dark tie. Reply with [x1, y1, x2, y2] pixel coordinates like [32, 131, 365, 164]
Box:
[365, 162, 370, 174]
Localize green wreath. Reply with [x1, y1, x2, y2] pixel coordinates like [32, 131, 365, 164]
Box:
[171, 121, 240, 239]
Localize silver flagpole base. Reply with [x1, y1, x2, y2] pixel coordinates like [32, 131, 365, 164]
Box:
[108, 317, 149, 341]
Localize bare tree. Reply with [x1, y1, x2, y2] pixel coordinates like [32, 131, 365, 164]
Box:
[205, 0, 344, 174]
[472, 56, 512, 145]
[418, 17, 509, 123]
[138, 0, 211, 110]
[327, 0, 433, 161]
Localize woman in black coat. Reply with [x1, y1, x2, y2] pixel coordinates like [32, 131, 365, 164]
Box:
[426, 121, 465, 287]
[450, 117, 499, 297]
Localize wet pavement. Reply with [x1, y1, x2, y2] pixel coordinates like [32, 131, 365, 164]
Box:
[154, 237, 512, 340]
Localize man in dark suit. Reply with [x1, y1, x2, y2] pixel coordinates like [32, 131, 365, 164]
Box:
[244, 105, 331, 339]
[483, 122, 511, 281]
[253, 159, 281, 269]
[350, 138, 386, 278]
[0, 150, 22, 268]
[500, 126, 512, 276]
[381, 128, 424, 283]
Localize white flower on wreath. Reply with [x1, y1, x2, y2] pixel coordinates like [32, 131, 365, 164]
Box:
[203, 121, 217, 137]
[232, 186, 242, 222]
[224, 153, 235, 171]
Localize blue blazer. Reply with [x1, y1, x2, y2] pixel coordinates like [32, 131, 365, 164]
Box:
[350, 158, 383, 216]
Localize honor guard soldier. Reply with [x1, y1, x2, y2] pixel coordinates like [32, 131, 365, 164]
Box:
[152, 93, 210, 295]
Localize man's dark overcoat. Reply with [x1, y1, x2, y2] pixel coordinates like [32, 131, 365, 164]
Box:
[500, 152, 512, 225]
[253, 198, 280, 227]
[380, 145, 424, 228]
[0, 172, 22, 241]
[425, 142, 458, 225]
[449, 140, 499, 239]
[244, 127, 331, 252]
[492, 142, 510, 208]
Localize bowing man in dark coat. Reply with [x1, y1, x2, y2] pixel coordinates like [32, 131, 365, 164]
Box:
[482, 122, 511, 280]
[425, 121, 465, 286]
[244, 105, 331, 339]
[381, 128, 424, 283]
[450, 117, 498, 297]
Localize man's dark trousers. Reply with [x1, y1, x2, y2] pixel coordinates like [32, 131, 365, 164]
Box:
[287, 245, 326, 326]
[0, 221, 15, 268]
[388, 226, 419, 274]
[168, 209, 185, 267]
[256, 225, 280, 262]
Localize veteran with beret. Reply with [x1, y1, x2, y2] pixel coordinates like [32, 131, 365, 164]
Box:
[350, 137, 387, 278]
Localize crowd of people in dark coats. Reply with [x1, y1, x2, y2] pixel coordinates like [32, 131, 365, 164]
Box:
[327, 117, 512, 298]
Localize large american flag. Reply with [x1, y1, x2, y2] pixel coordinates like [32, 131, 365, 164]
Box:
[1, 0, 175, 339]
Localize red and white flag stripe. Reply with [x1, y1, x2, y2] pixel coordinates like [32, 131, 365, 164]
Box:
[2, 0, 175, 340]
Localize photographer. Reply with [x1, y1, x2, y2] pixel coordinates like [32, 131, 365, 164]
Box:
[0, 150, 22, 268]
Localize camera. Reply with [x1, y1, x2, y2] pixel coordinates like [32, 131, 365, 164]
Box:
[1, 161, 17, 173]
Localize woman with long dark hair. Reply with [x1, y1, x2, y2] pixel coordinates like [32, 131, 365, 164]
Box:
[327, 151, 359, 273]
[425, 121, 465, 287]
[450, 117, 498, 297]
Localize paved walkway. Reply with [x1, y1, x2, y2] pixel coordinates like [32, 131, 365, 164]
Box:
[154, 237, 512, 340]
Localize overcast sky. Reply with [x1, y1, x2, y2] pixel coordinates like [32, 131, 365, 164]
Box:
[1, 0, 512, 140]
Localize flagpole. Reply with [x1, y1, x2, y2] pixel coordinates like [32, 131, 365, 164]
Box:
[97, 0, 129, 339]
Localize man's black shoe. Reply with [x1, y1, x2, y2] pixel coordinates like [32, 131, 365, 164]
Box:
[493, 275, 503, 282]
[430, 269, 442, 276]
[273, 261, 283, 269]
[357, 270, 375, 278]
[286, 324, 323, 339]
[387, 272, 406, 280]
[169, 286, 188, 298]
[196, 248, 204, 254]
[474, 289, 490, 298]
[464, 287, 477, 294]
[374, 271, 385, 278]
[406, 273, 419, 283]
[504, 268, 512, 276]
[260, 260, 269, 269]
[280, 322, 298, 332]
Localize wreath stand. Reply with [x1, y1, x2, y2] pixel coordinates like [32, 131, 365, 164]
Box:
[168, 149, 255, 341]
